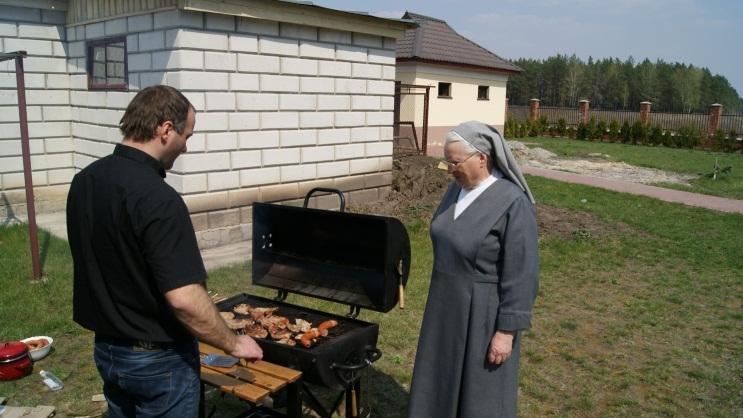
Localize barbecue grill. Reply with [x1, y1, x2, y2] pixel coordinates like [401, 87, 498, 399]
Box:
[217, 188, 410, 417]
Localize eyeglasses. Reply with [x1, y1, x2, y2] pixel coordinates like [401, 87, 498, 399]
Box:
[442, 152, 478, 170]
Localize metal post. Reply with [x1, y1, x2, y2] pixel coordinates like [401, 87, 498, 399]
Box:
[422, 86, 430, 155]
[7, 51, 41, 280]
[393, 81, 401, 138]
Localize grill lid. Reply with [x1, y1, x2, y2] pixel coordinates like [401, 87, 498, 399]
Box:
[252, 188, 411, 313]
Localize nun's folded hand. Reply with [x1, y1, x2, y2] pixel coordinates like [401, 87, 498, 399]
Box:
[488, 330, 516, 364]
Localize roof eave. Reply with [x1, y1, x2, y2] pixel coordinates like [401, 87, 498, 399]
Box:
[181, 0, 416, 38]
[397, 57, 523, 75]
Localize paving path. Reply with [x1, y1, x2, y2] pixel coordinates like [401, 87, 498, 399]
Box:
[523, 166, 743, 214]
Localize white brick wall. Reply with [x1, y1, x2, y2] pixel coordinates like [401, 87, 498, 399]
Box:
[263, 148, 300, 166]
[261, 112, 298, 129]
[280, 130, 315, 147]
[280, 94, 316, 110]
[318, 129, 350, 145]
[237, 54, 279, 73]
[260, 75, 299, 92]
[280, 57, 317, 75]
[206, 92, 236, 110]
[230, 33, 257, 52]
[2, 8, 399, 211]
[319, 61, 351, 77]
[259, 37, 298, 56]
[229, 73, 259, 91]
[317, 161, 349, 178]
[237, 93, 278, 111]
[167, 29, 227, 50]
[206, 132, 237, 151]
[238, 131, 279, 149]
[301, 145, 334, 162]
[0, 7, 73, 190]
[228, 112, 259, 130]
[352, 96, 381, 110]
[231, 150, 261, 168]
[318, 95, 350, 110]
[204, 52, 236, 71]
[299, 112, 333, 128]
[300, 77, 334, 93]
[174, 152, 230, 172]
[240, 167, 280, 186]
[281, 164, 316, 182]
[300, 41, 335, 59]
[208, 171, 240, 191]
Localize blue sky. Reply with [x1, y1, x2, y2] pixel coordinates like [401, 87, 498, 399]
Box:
[313, 0, 743, 99]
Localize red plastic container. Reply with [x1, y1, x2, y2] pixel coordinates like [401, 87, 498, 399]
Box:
[0, 341, 33, 381]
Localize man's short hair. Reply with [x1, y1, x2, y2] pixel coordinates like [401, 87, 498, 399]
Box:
[119, 85, 194, 142]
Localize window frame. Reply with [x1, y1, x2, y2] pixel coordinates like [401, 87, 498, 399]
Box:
[86, 36, 128, 91]
[477, 85, 490, 101]
[437, 82, 452, 99]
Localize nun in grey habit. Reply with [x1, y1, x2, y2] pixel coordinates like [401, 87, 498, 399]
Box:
[406, 121, 539, 418]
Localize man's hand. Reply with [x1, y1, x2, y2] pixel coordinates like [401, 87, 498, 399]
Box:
[229, 335, 263, 361]
[488, 330, 516, 365]
[165, 283, 262, 360]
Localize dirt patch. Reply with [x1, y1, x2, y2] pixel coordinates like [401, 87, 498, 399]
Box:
[509, 141, 697, 185]
[349, 155, 449, 221]
[349, 155, 636, 240]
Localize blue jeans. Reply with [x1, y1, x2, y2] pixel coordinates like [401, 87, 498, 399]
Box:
[94, 337, 200, 418]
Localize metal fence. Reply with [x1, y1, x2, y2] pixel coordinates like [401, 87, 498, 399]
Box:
[647, 112, 708, 133]
[719, 114, 743, 135]
[508, 105, 743, 136]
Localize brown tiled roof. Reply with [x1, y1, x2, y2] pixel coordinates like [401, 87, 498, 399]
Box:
[397, 12, 522, 73]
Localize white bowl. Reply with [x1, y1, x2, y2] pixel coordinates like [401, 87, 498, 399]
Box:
[20, 336, 53, 361]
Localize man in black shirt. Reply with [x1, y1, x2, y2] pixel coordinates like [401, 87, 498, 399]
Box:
[67, 85, 262, 418]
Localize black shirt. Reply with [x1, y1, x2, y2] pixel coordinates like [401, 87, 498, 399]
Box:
[67, 144, 207, 343]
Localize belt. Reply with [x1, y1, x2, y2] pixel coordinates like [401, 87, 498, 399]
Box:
[95, 335, 177, 351]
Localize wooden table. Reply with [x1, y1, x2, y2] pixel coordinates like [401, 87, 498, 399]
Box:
[198, 342, 302, 418]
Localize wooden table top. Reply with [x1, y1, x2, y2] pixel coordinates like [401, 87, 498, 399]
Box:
[198, 342, 302, 404]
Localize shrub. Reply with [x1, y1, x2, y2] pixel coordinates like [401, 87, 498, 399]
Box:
[538, 116, 549, 136]
[648, 125, 664, 146]
[504, 117, 516, 138]
[608, 120, 620, 141]
[621, 121, 631, 143]
[630, 121, 647, 145]
[711, 129, 740, 152]
[675, 125, 703, 149]
[596, 120, 608, 140]
[586, 117, 598, 141]
[576, 122, 588, 140]
[557, 118, 567, 137]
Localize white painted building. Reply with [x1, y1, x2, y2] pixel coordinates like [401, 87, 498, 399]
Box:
[0, 0, 413, 248]
[395, 12, 522, 157]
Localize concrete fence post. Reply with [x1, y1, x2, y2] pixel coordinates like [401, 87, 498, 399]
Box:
[640, 101, 652, 125]
[529, 98, 540, 121]
[578, 100, 590, 124]
[708, 103, 723, 136]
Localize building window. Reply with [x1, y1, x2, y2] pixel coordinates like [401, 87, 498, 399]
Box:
[87, 37, 127, 90]
[478, 85, 489, 100]
[438, 82, 451, 98]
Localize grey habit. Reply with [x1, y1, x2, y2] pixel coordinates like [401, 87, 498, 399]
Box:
[407, 122, 539, 418]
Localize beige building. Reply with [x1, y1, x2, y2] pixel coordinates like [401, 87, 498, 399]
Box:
[395, 12, 522, 157]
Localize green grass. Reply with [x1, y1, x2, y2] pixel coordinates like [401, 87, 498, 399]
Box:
[1, 179, 741, 417]
[520, 136, 743, 200]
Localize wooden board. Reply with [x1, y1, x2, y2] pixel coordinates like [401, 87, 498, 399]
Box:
[198, 342, 301, 383]
[0, 405, 55, 418]
[200, 368, 269, 403]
